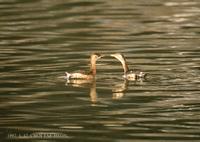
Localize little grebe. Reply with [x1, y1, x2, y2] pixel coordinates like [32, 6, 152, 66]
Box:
[64, 53, 103, 80]
[110, 53, 146, 80]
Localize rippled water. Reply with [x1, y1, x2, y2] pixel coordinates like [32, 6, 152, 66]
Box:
[1, 0, 200, 141]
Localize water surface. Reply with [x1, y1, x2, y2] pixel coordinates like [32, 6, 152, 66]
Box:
[1, 0, 200, 141]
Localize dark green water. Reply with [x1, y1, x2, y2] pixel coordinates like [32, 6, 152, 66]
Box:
[1, 0, 200, 141]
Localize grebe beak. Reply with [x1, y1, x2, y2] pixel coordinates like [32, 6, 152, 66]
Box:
[97, 54, 104, 59]
[100, 54, 105, 58]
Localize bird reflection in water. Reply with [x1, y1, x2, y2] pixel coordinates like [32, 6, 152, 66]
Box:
[65, 78, 129, 103]
[112, 79, 129, 99]
[65, 79, 98, 103]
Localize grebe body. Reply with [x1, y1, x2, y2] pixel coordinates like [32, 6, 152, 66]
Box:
[65, 72, 93, 80]
[110, 53, 146, 80]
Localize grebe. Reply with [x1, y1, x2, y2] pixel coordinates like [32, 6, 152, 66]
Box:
[110, 53, 146, 80]
[64, 53, 103, 80]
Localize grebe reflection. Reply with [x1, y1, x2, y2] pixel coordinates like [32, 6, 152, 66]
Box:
[110, 53, 146, 81]
[64, 53, 103, 80]
[65, 79, 128, 103]
[112, 79, 129, 99]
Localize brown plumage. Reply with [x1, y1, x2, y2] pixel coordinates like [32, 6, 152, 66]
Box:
[64, 53, 103, 80]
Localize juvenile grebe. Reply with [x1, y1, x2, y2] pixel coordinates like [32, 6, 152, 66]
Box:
[110, 53, 146, 80]
[64, 53, 103, 80]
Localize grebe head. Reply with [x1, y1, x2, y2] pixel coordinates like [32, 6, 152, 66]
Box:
[90, 53, 103, 75]
[91, 53, 103, 61]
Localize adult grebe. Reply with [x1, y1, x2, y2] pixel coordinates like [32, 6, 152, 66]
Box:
[110, 53, 146, 80]
[64, 53, 103, 80]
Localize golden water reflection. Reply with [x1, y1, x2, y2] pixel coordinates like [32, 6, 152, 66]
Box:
[65, 78, 131, 103]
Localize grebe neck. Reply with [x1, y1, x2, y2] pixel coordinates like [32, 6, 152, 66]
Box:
[111, 53, 129, 74]
[120, 55, 129, 74]
[123, 62, 129, 74]
[90, 55, 97, 75]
